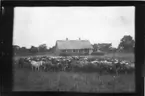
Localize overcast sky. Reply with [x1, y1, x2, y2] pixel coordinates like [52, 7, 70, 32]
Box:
[13, 7, 135, 48]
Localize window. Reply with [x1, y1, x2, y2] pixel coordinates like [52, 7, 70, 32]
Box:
[79, 49, 83, 53]
[84, 49, 88, 52]
[62, 50, 66, 52]
[73, 49, 76, 52]
[67, 49, 71, 52]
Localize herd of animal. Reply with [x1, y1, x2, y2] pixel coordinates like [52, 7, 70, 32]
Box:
[13, 56, 135, 75]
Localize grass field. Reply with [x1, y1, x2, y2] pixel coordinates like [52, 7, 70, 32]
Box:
[13, 68, 135, 92]
[13, 52, 135, 92]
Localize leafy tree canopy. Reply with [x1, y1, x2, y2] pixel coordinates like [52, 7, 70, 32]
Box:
[118, 35, 135, 52]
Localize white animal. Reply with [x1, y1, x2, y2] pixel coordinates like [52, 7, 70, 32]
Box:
[29, 60, 43, 71]
[91, 60, 99, 64]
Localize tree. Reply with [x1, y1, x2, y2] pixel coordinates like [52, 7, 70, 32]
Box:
[20, 47, 29, 53]
[38, 44, 47, 52]
[48, 46, 55, 53]
[13, 45, 20, 55]
[29, 46, 38, 54]
[13, 45, 20, 51]
[118, 35, 135, 52]
[92, 44, 99, 52]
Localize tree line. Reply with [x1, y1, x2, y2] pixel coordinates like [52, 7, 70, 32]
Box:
[13, 35, 135, 55]
[92, 35, 135, 53]
[13, 44, 55, 55]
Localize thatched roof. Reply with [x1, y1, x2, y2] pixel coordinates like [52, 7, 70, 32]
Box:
[56, 40, 93, 50]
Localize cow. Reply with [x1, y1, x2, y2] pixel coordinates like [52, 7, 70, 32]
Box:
[28, 60, 43, 71]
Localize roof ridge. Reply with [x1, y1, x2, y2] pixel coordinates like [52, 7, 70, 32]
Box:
[56, 40, 93, 49]
[57, 40, 89, 41]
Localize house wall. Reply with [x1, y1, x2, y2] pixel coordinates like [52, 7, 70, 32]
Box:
[55, 41, 93, 56]
[55, 43, 61, 56]
[58, 49, 91, 56]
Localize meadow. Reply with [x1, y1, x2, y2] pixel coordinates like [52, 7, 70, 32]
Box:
[13, 52, 135, 92]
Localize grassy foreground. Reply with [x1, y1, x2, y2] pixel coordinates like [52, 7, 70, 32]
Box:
[13, 68, 135, 92]
[13, 52, 135, 92]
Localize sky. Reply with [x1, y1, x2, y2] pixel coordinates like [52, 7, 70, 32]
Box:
[13, 6, 135, 48]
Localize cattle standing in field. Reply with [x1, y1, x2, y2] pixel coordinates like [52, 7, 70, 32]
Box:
[18, 58, 29, 69]
[42, 60, 52, 71]
[14, 56, 135, 75]
[18, 58, 24, 68]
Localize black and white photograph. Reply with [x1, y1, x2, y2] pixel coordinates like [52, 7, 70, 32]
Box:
[12, 6, 135, 92]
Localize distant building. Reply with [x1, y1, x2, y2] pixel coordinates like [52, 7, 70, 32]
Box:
[97, 43, 112, 48]
[55, 38, 93, 55]
[92, 43, 112, 52]
[97, 43, 112, 51]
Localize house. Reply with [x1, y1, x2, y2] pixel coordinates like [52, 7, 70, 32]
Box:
[55, 38, 93, 56]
